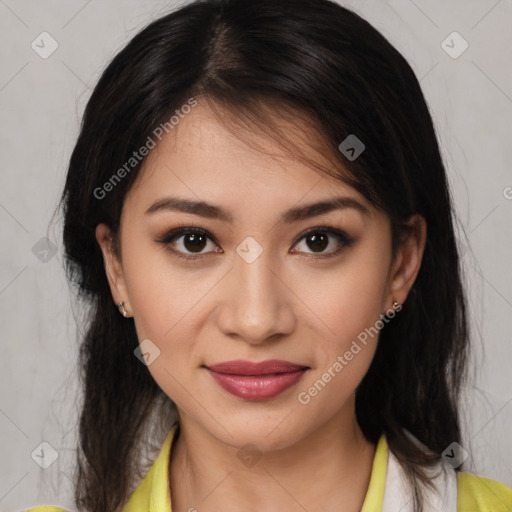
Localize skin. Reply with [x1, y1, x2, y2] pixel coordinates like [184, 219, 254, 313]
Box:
[96, 101, 426, 512]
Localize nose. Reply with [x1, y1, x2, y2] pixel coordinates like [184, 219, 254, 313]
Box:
[215, 247, 296, 345]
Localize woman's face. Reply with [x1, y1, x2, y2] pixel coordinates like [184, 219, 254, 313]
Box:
[96, 102, 425, 451]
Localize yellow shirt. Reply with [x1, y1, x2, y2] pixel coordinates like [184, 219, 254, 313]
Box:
[21, 424, 512, 512]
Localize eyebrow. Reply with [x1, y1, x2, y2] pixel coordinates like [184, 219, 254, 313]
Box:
[145, 195, 370, 223]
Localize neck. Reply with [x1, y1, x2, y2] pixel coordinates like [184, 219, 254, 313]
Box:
[169, 399, 376, 512]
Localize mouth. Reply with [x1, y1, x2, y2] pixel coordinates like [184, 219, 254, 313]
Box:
[204, 359, 310, 401]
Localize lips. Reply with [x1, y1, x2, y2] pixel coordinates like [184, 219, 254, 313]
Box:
[205, 359, 309, 401]
[207, 359, 307, 375]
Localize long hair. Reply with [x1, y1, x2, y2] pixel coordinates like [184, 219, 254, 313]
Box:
[59, 0, 469, 510]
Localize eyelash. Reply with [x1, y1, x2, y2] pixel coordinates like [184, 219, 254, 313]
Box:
[156, 225, 354, 262]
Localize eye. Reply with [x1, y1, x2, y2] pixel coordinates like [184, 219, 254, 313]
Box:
[156, 225, 354, 261]
[156, 226, 220, 261]
[291, 226, 354, 260]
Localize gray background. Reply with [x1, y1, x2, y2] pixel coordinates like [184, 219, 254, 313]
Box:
[1, 0, 511, 510]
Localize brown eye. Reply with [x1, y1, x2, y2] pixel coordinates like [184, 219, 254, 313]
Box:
[291, 227, 354, 259]
[180, 232, 208, 253]
[157, 227, 220, 260]
[157, 225, 353, 262]
[304, 232, 329, 253]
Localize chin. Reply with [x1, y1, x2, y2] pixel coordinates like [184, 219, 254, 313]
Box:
[206, 416, 307, 453]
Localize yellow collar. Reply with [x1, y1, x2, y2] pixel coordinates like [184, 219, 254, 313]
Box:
[123, 424, 388, 511]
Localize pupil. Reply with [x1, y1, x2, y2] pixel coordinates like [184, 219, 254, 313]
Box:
[184, 233, 206, 253]
[308, 233, 327, 252]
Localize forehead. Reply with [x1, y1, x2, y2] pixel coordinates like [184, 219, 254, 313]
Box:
[123, 102, 373, 220]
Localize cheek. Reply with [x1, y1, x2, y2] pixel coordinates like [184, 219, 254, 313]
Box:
[297, 250, 390, 347]
[120, 239, 203, 383]
[121, 235, 207, 337]
[294, 246, 390, 398]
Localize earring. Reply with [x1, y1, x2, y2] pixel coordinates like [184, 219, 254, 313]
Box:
[117, 301, 131, 318]
[383, 298, 402, 318]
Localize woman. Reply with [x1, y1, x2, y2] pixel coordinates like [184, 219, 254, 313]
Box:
[22, 0, 512, 511]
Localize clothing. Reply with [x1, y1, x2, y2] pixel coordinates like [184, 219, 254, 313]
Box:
[21, 424, 512, 512]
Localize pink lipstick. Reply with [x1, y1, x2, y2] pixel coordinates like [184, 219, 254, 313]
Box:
[205, 359, 308, 401]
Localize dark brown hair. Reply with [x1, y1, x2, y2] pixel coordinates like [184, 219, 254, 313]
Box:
[59, 0, 469, 510]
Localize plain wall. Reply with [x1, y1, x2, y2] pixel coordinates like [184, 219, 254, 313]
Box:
[1, 0, 511, 510]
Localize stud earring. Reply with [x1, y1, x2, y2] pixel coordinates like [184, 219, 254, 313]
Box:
[383, 298, 402, 318]
[117, 301, 131, 318]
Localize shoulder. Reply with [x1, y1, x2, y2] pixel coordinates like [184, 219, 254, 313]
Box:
[20, 507, 69, 512]
[458, 471, 512, 512]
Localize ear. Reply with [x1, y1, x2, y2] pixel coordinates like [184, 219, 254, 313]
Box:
[386, 214, 427, 308]
[95, 223, 132, 316]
